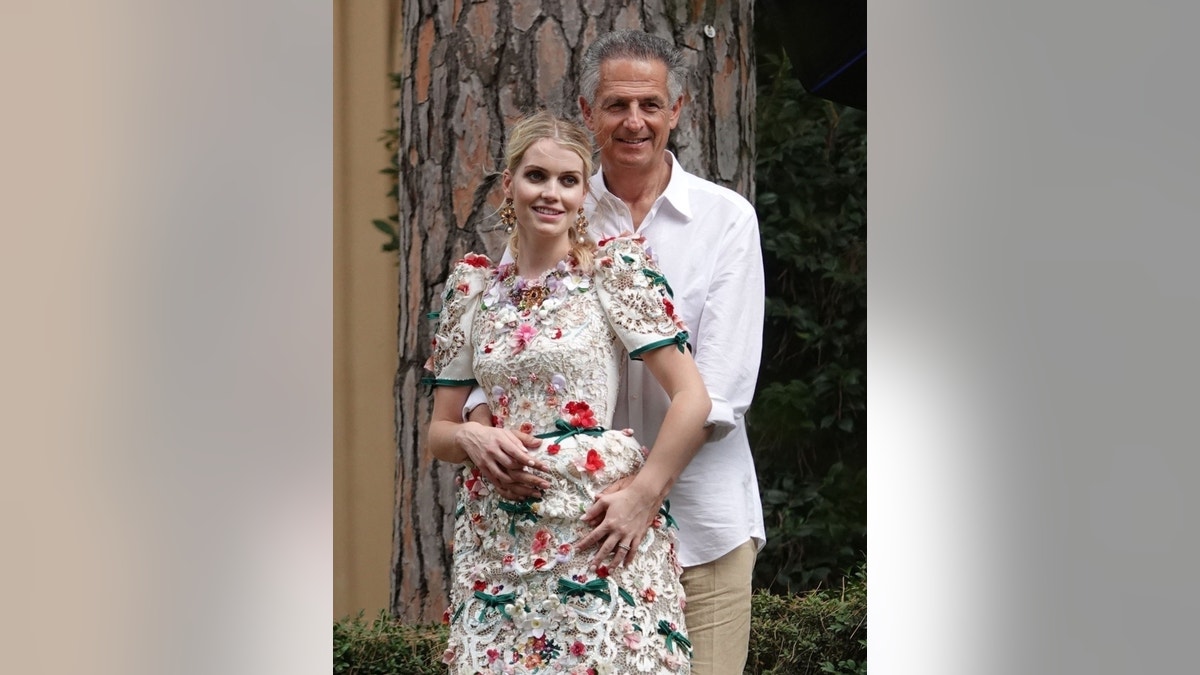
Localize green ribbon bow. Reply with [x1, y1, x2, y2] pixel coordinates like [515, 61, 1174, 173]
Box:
[496, 497, 541, 535]
[473, 590, 516, 622]
[657, 620, 693, 656]
[671, 331, 690, 353]
[641, 268, 674, 298]
[658, 500, 678, 529]
[556, 577, 612, 604]
[534, 418, 607, 445]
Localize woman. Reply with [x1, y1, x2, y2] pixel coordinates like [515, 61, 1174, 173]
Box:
[425, 111, 710, 674]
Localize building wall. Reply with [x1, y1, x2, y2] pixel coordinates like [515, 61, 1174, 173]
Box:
[333, 0, 400, 619]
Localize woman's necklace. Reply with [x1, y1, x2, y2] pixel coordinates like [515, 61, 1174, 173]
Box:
[510, 280, 550, 312]
[502, 257, 574, 312]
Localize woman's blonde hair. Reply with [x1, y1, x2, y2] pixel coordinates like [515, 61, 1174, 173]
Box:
[503, 111, 597, 271]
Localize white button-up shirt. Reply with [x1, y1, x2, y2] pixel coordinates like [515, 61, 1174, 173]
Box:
[585, 153, 766, 567]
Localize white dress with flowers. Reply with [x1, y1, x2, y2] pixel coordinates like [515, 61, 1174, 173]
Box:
[427, 237, 694, 675]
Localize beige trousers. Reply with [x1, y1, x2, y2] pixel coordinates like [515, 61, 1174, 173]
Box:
[679, 539, 758, 675]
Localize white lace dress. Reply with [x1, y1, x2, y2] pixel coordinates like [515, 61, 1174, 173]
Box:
[427, 237, 694, 675]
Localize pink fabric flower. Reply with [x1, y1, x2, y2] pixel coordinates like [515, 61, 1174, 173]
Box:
[511, 323, 538, 353]
[623, 631, 642, 650]
[441, 648, 457, 665]
[570, 640, 587, 657]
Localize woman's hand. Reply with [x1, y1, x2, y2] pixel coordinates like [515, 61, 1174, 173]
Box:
[454, 422, 549, 500]
[574, 475, 661, 568]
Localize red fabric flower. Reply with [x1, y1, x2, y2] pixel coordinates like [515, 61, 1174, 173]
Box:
[595, 565, 609, 579]
[462, 253, 490, 268]
[473, 579, 486, 591]
[519, 422, 534, 435]
[532, 557, 547, 570]
[532, 529, 552, 553]
[663, 297, 675, 317]
[547, 443, 560, 455]
[570, 640, 587, 657]
[583, 449, 605, 473]
[564, 401, 598, 428]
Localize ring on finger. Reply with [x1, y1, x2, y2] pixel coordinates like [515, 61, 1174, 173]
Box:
[617, 544, 631, 551]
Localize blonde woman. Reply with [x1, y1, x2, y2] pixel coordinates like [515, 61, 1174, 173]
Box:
[425, 111, 710, 674]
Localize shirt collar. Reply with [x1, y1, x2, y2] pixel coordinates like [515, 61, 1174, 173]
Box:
[589, 151, 693, 223]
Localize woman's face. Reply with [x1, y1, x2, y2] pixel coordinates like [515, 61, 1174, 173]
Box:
[503, 138, 587, 246]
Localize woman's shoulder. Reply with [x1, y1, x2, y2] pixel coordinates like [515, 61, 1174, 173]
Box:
[594, 234, 659, 270]
[442, 252, 498, 300]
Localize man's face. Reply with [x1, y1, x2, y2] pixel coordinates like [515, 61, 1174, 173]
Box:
[580, 57, 682, 174]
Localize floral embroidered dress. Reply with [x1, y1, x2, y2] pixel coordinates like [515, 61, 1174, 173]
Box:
[427, 237, 693, 675]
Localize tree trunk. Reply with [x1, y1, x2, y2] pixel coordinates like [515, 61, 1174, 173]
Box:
[391, 0, 755, 623]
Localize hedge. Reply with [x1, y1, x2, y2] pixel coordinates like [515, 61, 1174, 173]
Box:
[334, 570, 865, 675]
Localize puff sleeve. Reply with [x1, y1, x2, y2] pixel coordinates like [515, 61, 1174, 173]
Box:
[424, 253, 492, 385]
[594, 237, 690, 360]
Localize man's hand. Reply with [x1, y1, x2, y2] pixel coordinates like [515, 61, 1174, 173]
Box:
[456, 411, 548, 501]
[574, 475, 662, 569]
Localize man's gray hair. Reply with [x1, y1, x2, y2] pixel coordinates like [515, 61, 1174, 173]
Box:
[579, 30, 687, 105]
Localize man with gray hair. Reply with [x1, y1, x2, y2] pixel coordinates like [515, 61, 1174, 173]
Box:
[457, 29, 766, 673]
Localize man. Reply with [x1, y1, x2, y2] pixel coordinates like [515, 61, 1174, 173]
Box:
[457, 30, 766, 674]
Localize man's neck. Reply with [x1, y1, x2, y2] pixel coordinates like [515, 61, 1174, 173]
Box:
[601, 153, 672, 230]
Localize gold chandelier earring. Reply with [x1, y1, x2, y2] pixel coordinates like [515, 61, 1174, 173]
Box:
[575, 207, 589, 243]
[499, 197, 517, 234]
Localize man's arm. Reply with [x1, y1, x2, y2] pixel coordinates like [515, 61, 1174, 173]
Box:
[692, 208, 765, 438]
[574, 343, 711, 568]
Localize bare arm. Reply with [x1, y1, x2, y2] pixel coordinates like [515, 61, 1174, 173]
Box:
[574, 345, 711, 567]
[428, 387, 551, 498]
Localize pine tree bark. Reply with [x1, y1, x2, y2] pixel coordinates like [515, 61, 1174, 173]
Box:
[391, 0, 755, 623]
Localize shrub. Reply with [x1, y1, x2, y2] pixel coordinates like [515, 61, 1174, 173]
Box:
[747, 567, 867, 675]
[334, 571, 866, 675]
[333, 612, 448, 675]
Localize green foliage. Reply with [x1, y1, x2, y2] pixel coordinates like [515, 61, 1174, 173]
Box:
[333, 573, 866, 675]
[746, 567, 867, 675]
[750, 50, 867, 593]
[758, 462, 866, 591]
[333, 610, 448, 675]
